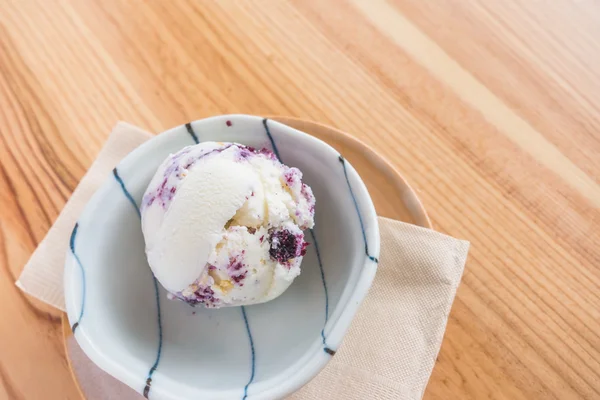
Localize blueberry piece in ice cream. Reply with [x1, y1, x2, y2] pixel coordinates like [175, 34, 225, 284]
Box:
[269, 227, 307, 266]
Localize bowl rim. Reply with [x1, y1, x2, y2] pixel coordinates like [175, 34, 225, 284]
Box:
[63, 114, 383, 400]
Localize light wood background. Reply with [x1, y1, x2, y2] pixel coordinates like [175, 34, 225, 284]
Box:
[1, 1, 599, 399]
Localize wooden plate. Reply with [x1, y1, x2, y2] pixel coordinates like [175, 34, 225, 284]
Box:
[62, 117, 431, 399]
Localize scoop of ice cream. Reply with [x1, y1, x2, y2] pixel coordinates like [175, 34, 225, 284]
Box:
[140, 142, 315, 308]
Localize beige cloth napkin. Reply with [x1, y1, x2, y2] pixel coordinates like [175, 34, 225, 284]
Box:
[17, 122, 469, 400]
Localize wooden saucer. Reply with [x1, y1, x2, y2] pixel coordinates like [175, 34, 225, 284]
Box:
[62, 117, 431, 399]
[272, 117, 431, 227]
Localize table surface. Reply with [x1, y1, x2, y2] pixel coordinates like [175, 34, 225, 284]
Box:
[1, 1, 599, 399]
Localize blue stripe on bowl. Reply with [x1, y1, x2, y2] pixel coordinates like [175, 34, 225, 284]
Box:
[185, 122, 200, 144]
[308, 229, 331, 351]
[142, 273, 164, 399]
[241, 306, 256, 400]
[339, 156, 379, 264]
[112, 167, 164, 399]
[262, 118, 333, 356]
[70, 223, 86, 334]
[113, 168, 141, 219]
[262, 118, 282, 160]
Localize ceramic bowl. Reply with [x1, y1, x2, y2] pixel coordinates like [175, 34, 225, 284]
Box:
[63, 114, 380, 400]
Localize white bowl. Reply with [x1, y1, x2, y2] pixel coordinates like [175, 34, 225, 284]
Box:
[64, 114, 380, 400]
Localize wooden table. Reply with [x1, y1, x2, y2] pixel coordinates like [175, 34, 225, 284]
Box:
[1, 1, 598, 399]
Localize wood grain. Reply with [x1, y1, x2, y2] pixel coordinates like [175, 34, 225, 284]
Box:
[0, 1, 598, 399]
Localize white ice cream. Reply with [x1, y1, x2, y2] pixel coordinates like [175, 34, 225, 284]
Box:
[141, 142, 315, 308]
